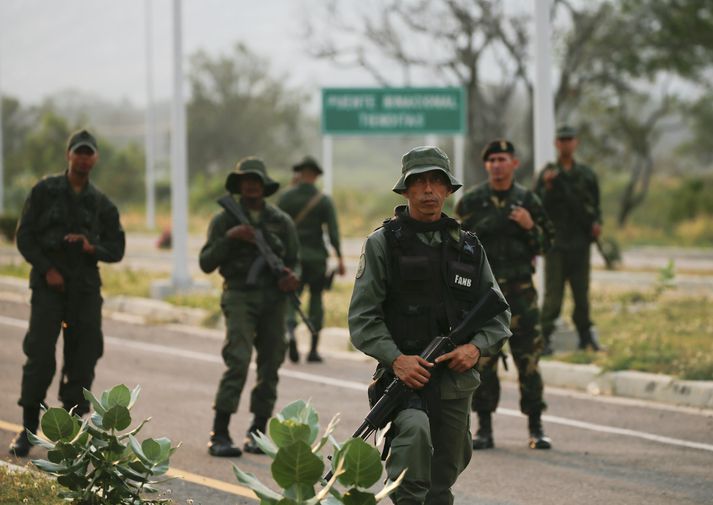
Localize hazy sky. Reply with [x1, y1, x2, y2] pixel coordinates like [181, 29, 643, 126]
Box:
[0, 0, 378, 107]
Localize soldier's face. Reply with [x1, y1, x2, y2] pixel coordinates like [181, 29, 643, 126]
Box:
[239, 174, 265, 199]
[555, 137, 578, 156]
[66, 147, 98, 176]
[403, 170, 452, 222]
[484, 153, 518, 184]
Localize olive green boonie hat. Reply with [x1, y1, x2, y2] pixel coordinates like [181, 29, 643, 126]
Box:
[392, 145, 462, 194]
[225, 157, 280, 197]
[292, 155, 323, 174]
[556, 125, 577, 139]
[67, 129, 98, 153]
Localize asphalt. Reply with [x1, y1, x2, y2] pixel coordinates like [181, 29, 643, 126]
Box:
[1, 274, 711, 411]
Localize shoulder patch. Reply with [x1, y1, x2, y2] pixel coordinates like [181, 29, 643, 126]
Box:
[356, 252, 366, 279]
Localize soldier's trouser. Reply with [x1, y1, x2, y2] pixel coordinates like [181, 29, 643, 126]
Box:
[286, 260, 326, 334]
[387, 397, 472, 505]
[471, 282, 546, 415]
[214, 288, 287, 417]
[541, 246, 593, 340]
[19, 285, 103, 414]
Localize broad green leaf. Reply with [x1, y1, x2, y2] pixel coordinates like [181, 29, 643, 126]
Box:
[83, 388, 106, 416]
[102, 405, 131, 431]
[47, 448, 64, 464]
[153, 437, 173, 461]
[142, 438, 162, 461]
[284, 483, 316, 502]
[271, 441, 324, 488]
[26, 430, 55, 450]
[116, 464, 149, 483]
[129, 434, 153, 467]
[306, 456, 344, 505]
[107, 384, 132, 408]
[270, 418, 311, 448]
[337, 438, 382, 488]
[127, 384, 142, 409]
[41, 408, 75, 442]
[232, 465, 281, 501]
[100, 390, 110, 409]
[32, 459, 68, 473]
[277, 400, 319, 441]
[90, 412, 104, 428]
[343, 488, 376, 505]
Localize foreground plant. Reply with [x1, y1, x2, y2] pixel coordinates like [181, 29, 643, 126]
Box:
[233, 400, 403, 505]
[28, 384, 179, 504]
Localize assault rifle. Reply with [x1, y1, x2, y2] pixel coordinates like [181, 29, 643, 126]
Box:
[324, 286, 508, 480]
[217, 195, 319, 343]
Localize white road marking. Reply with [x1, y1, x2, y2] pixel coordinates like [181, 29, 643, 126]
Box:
[2, 314, 711, 453]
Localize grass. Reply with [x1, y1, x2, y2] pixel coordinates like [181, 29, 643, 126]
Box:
[0, 465, 64, 505]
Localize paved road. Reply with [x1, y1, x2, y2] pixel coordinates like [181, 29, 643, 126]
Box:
[1, 298, 712, 504]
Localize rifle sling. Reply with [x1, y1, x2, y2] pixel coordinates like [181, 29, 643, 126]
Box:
[293, 192, 324, 226]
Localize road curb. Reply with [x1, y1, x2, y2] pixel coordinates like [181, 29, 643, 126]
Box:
[1, 274, 712, 410]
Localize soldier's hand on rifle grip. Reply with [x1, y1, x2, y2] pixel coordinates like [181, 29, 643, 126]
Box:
[278, 268, 300, 292]
[435, 343, 480, 373]
[393, 355, 433, 389]
[592, 222, 602, 239]
[508, 206, 534, 230]
[226, 224, 256, 243]
[64, 233, 95, 254]
[45, 267, 65, 292]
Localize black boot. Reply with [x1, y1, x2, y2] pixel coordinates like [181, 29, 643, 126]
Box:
[287, 326, 299, 363]
[243, 416, 268, 454]
[472, 411, 494, 450]
[9, 407, 39, 457]
[528, 413, 552, 450]
[306, 333, 323, 363]
[577, 327, 602, 352]
[208, 410, 242, 457]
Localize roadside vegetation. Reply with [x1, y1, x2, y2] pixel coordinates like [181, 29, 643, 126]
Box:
[0, 465, 65, 505]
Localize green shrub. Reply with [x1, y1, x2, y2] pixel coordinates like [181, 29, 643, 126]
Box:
[233, 399, 403, 505]
[29, 384, 178, 504]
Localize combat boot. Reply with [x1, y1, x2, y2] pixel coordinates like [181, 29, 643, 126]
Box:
[472, 411, 494, 450]
[243, 416, 268, 454]
[9, 406, 39, 457]
[9, 431, 32, 458]
[208, 410, 242, 457]
[528, 413, 552, 450]
[287, 327, 300, 363]
[577, 327, 602, 352]
[306, 333, 323, 363]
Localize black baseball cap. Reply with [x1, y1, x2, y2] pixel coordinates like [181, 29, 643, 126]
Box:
[67, 129, 98, 153]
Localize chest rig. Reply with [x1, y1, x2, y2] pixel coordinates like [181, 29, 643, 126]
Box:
[382, 212, 483, 355]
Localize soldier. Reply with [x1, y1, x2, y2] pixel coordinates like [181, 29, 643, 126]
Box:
[535, 126, 602, 354]
[277, 156, 345, 363]
[9, 129, 125, 457]
[455, 139, 555, 450]
[199, 157, 300, 457]
[349, 146, 511, 505]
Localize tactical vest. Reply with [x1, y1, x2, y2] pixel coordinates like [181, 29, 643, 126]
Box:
[382, 214, 483, 355]
[468, 183, 534, 282]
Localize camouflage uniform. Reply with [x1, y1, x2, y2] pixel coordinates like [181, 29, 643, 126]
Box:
[277, 180, 342, 343]
[534, 159, 601, 349]
[16, 171, 125, 415]
[456, 182, 553, 416]
[349, 146, 511, 505]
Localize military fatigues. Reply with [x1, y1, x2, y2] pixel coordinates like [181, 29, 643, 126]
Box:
[349, 206, 511, 505]
[277, 182, 342, 334]
[16, 172, 125, 414]
[456, 182, 553, 416]
[534, 161, 601, 346]
[199, 196, 299, 418]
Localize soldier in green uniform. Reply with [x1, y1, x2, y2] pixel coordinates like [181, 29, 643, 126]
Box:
[9, 130, 125, 457]
[199, 157, 300, 457]
[277, 156, 345, 363]
[349, 146, 511, 505]
[535, 126, 602, 354]
[455, 139, 555, 451]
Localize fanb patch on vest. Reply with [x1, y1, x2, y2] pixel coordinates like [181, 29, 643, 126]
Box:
[448, 261, 477, 291]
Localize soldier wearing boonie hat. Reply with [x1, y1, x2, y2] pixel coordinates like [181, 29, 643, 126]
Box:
[456, 138, 556, 452]
[200, 156, 300, 458]
[349, 146, 511, 505]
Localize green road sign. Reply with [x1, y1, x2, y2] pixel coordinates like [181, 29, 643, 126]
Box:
[321, 87, 467, 135]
